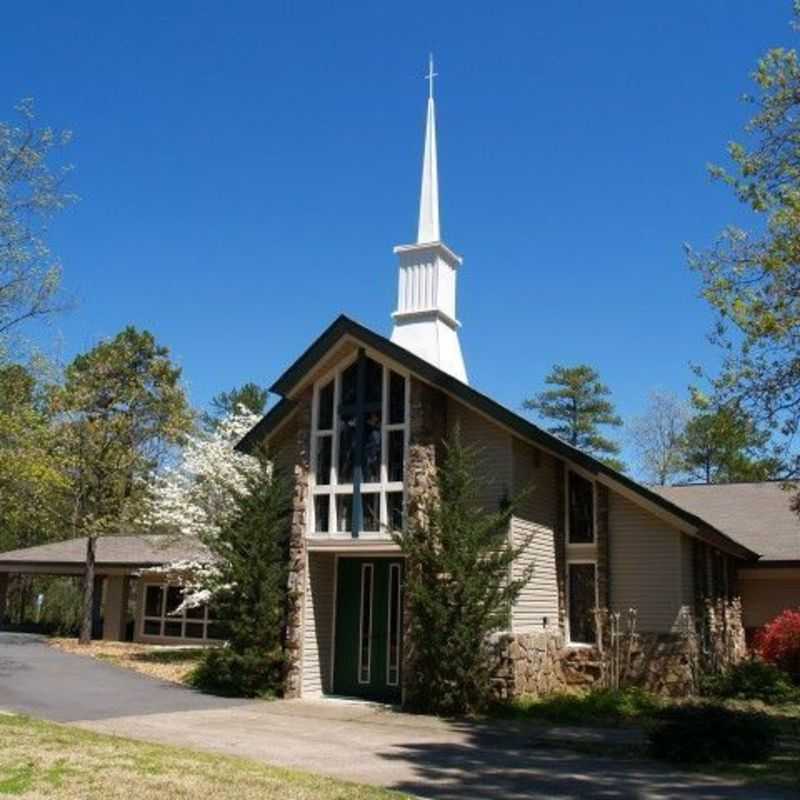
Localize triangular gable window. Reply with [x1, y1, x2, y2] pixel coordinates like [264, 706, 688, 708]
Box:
[310, 349, 408, 537]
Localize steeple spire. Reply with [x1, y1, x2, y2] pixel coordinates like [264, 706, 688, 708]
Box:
[417, 54, 440, 244]
[391, 56, 468, 384]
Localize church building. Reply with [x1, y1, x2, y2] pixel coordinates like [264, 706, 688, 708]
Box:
[235, 63, 770, 703]
[2, 61, 795, 700]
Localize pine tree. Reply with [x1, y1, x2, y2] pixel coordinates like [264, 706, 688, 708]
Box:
[524, 364, 625, 472]
[681, 393, 783, 484]
[398, 431, 531, 715]
[203, 382, 268, 430]
[53, 327, 192, 644]
[189, 454, 292, 698]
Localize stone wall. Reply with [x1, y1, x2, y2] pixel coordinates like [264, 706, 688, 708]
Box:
[491, 598, 746, 700]
[491, 631, 566, 700]
[492, 630, 699, 698]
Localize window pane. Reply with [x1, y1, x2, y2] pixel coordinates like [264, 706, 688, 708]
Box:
[314, 494, 330, 533]
[569, 472, 594, 544]
[143, 620, 161, 636]
[317, 380, 334, 430]
[341, 362, 357, 407]
[144, 585, 163, 618]
[388, 430, 404, 482]
[365, 358, 383, 405]
[186, 603, 204, 620]
[387, 564, 401, 686]
[569, 563, 597, 644]
[185, 622, 204, 639]
[362, 493, 380, 532]
[165, 586, 182, 615]
[164, 620, 183, 638]
[387, 492, 404, 531]
[336, 495, 353, 533]
[389, 372, 405, 424]
[359, 565, 373, 683]
[338, 414, 355, 484]
[363, 413, 381, 483]
[316, 435, 332, 485]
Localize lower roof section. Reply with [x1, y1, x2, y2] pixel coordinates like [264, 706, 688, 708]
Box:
[0, 535, 210, 575]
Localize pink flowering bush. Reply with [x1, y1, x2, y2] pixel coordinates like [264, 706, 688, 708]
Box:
[756, 609, 800, 683]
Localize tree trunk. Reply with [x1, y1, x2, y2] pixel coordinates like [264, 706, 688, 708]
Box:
[79, 535, 96, 644]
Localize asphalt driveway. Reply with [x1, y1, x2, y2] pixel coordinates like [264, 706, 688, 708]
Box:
[0, 632, 250, 721]
[0, 632, 794, 799]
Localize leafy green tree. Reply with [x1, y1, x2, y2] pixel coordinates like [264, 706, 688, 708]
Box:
[681, 392, 782, 484]
[0, 363, 66, 553]
[52, 327, 192, 643]
[203, 382, 267, 430]
[188, 454, 291, 697]
[0, 363, 67, 621]
[524, 364, 625, 472]
[0, 99, 75, 351]
[397, 432, 531, 714]
[688, 5, 800, 479]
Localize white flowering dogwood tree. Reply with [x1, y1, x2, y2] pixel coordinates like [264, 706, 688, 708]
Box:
[146, 406, 261, 609]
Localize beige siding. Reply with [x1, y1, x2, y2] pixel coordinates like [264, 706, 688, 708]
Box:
[680, 534, 694, 608]
[302, 552, 336, 696]
[510, 438, 559, 632]
[270, 415, 298, 476]
[609, 492, 691, 632]
[447, 398, 512, 509]
[739, 576, 800, 628]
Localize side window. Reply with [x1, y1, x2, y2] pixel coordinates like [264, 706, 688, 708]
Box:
[568, 563, 597, 644]
[568, 471, 594, 544]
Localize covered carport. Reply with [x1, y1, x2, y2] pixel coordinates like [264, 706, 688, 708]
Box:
[0, 535, 209, 641]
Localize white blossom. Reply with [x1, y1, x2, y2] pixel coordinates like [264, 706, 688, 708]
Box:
[145, 406, 261, 610]
[147, 407, 261, 541]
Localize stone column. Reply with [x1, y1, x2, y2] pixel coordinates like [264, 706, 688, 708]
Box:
[284, 389, 312, 699]
[103, 575, 130, 641]
[0, 573, 8, 624]
[596, 484, 611, 610]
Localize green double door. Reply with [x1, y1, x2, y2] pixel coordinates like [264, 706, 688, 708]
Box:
[333, 557, 403, 703]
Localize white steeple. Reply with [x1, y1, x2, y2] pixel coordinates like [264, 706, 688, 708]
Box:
[391, 55, 468, 384]
[417, 55, 440, 244]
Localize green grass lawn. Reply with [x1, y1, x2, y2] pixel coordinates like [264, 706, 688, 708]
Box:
[0, 713, 406, 799]
[492, 689, 800, 788]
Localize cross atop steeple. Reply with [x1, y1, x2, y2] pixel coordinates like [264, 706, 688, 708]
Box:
[425, 53, 437, 100]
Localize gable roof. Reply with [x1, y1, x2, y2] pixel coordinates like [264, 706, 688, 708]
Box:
[238, 314, 758, 561]
[0, 535, 210, 572]
[653, 482, 800, 564]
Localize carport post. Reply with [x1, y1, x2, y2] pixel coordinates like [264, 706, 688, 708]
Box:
[0, 573, 7, 624]
[103, 575, 130, 641]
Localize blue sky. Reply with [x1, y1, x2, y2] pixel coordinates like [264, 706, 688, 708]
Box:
[3, 2, 794, 470]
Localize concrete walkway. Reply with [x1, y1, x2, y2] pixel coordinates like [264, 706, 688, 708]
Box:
[0, 632, 795, 799]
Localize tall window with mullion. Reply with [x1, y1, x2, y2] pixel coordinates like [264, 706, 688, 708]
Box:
[311, 352, 407, 537]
